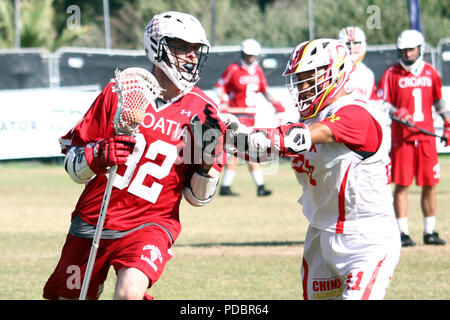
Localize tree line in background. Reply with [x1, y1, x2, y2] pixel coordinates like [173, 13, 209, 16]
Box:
[0, 0, 449, 51]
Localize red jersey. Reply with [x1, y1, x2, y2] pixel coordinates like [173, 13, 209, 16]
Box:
[215, 62, 269, 114]
[377, 62, 442, 142]
[59, 82, 222, 243]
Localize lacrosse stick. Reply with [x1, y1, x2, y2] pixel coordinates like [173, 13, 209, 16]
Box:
[391, 117, 448, 144]
[79, 67, 161, 300]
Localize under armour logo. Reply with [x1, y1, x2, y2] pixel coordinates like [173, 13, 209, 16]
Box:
[181, 109, 192, 117]
[327, 114, 341, 123]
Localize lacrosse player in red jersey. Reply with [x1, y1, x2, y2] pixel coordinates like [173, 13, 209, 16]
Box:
[226, 39, 401, 299]
[43, 11, 227, 300]
[215, 38, 285, 197]
[377, 29, 449, 247]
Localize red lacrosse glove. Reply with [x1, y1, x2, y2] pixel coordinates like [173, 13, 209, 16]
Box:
[85, 135, 136, 175]
[271, 100, 285, 113]
[394, 108, 414, 126]
[443, 119, 450, 147]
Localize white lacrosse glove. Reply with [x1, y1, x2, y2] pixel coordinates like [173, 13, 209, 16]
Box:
[218, 113, 252, 135]
[219, 113, 252, 155]
[283, 125, 312, 153]
[248, 132, 272, 153]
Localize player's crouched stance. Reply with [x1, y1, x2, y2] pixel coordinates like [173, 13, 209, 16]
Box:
[227, 39, 401, 300]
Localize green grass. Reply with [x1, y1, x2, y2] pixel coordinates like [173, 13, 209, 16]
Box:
[0, 156, 449, 300]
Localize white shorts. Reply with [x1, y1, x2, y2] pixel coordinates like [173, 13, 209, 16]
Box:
[301, 224, 401, 300]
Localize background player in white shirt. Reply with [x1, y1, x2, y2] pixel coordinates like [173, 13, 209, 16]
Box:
[43, 11, 227, 300]
[338, 26, 377, 101]
[377, 29, 450, 247]
[227, 39, 401, 299]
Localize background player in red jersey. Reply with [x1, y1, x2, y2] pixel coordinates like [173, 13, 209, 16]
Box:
[377, 29, 450, 247]
[43, 11, 227, 300]
[215, 38, 285, 197]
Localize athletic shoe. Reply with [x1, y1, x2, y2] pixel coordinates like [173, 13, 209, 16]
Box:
[423, 232, 446, 245]
[219, 186, 239, 196]
[400, 232, 416, 247]
[257, 185, 272, 197]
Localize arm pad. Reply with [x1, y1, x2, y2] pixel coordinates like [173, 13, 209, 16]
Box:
[381, 101, 397, 115]
[434, 98, 450, 120]
[182, 172, 219, 207]
[64, 146, 96, 184]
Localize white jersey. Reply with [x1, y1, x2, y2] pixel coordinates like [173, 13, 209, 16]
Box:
[345, 62, 376, 100]
[293, 94, 395, 235]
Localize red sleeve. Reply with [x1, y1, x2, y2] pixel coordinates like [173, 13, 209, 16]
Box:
[59, 82, 118, 153]
[257, 65, 269, 93]
[376, 67, 393, 104]
[432, 68, 443, 102]
[215, 64, 236, 94]
[322, 105, 382, 154]
[369, 81, 380, 100]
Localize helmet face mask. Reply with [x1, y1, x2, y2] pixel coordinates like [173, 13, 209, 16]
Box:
[396, 29, 425, 72]
[338, 26, 367, 66]
[346, 41, 363, 62]
[144, 11, 210, 92]
[240, 39, 261, 68]
[283, 39, 352, 119]
[287, 67, 332, 116]
[398, 46, 420, 66]
[158, 37, 209, 86]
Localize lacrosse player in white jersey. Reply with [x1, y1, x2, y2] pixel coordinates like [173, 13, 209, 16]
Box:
[338, 26, 377, 101]
[339, 26, 392, 150]
[226, 39, 401, 299]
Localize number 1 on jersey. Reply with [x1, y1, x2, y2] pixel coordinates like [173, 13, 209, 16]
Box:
[412, 88, 424, 122]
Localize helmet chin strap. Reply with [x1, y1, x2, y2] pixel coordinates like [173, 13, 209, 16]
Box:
[303, 82, 337, 119]
[240, 58, 258, 71]
[399, 57, 424, 75]
[159, 42, 196, 92]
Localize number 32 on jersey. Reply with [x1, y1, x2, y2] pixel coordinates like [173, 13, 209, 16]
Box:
[112, 133, 178, 203]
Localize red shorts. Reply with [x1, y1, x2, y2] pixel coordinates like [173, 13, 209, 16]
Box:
[43, 225, 172, 300]
[390, 139, 439, 186]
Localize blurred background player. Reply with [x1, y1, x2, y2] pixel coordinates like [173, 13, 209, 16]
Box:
[338, 26, 391, 150]
[43, 11, 226, 300]
[228, 39, 400, 299]
[215, 38, 285, 196]
[338, 26, 377, 101]
[377, 29, 449, 247]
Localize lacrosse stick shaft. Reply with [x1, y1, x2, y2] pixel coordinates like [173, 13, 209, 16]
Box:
[391, 117, 447, 143]
[79, 165, 117, 300]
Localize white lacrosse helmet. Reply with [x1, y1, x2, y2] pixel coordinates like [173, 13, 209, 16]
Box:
[338, 26, 367, 66]
[396, 29, 425, 70]
[143, 11, 210, 92]
[240, 39, 261, 56]
[240, 38, 261, 68]
[283, 39, 352, 119]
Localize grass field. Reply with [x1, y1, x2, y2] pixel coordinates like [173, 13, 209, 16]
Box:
[0, 156, 449, 300]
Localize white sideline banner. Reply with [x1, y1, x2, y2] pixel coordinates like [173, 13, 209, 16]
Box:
[0, 86, 448, 160]
[0, 87, 100, 160]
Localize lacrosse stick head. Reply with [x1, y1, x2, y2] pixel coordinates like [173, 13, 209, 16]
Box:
[112, 67, 162, 136]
